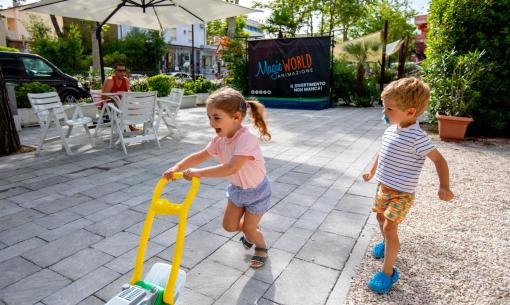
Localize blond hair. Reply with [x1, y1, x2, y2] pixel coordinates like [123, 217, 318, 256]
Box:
[381, 77, 430, 116]
[206, 87, 271, 141]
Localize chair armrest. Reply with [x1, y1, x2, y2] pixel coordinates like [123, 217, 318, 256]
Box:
[106, 103, 121, 114]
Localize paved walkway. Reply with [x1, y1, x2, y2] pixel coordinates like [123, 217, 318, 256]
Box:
[0, 106, 384, 305]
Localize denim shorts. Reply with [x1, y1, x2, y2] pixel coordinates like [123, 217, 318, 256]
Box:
[226, 176, 272, 214]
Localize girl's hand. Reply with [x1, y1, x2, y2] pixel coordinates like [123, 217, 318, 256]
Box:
[438, 187, 454, 201]
[362, 171, 374, 182]
[163, 166, 180, 180]
[183, 168, 201, 181]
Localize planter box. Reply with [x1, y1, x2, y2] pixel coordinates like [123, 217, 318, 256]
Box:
[195, 93, 209, 106]
[181, 95, 197, 109]
[18, 108, 39, 127]
[436, 113, 473, 141]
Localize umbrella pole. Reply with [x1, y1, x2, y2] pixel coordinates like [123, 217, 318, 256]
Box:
[96, 24, 105, 84]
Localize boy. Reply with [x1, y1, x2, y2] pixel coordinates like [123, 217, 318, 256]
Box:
[362, 77, 454, 293]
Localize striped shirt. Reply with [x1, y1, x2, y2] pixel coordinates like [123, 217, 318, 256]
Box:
[375, 122, 435, 193]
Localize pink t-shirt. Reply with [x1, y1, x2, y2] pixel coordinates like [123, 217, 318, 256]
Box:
[206, 127, 266, 189]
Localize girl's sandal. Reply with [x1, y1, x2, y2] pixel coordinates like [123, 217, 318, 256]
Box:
[240, 236, 253, 250]
[250, 247, 268, 269]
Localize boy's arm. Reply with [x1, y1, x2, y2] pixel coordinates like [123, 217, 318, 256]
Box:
[184, 155, 251, 179]
[426, 149, 454, 201]
[362, 152, 379, 181]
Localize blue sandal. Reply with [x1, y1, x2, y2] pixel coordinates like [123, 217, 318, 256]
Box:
[368, 267, 399, 294]
[251, 247, 268, 268]
[372, 241, 385, 259]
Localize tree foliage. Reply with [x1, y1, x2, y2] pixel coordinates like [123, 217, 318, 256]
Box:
[206, 16, 248, 44]
[425, 0, 510, 135]
[27, 16, 88, 75]
[351, 0, 415, 41]
[254, 0, 313, 37]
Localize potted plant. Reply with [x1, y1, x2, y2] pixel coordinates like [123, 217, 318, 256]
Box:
[425, 49, 485, 141]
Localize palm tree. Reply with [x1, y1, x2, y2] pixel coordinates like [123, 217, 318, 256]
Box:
[343, 39, 381, 96]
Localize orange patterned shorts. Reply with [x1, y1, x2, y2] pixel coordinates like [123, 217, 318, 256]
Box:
[372, 183, 415, 223]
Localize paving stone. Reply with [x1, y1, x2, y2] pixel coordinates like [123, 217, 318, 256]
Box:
[21, 175, 69, 190]
[209, 240, 251, 272]
[105, 241, 165, 274]
[32, 194, 92, 214]
[245, 247, 294, 285]
[17, 193, 64, 209]
[42, 267, 120, 305]
[212, 275, 270, 305]
[264, 259, 339, 305]
[259, 212, 295, 233]
[8, 190, 48, 205]
[164, 229, 228, 269]
[280, 191, 320, 208]
[186, 260, 243, 299]
[0, 238, 47, 264]
[188, 207, 224, 227]
[0, 256, 41, 289]
[269, 200, 308, 219]
[79, 182, 130, 199]
[269, 182, 297, 200]
[85, 204, 129, 222]
[276, 171, 313, 186]
[151, 223, 199, 247]
[34, 210, 83, 229]
[319, 210, 368, 239]
[77, 296, 105, 305]
[92, 231, 140, 257]
[86, 209, 145, 237]
[346, 180, 377, 197]
[297, 230, 356, 270]
[0, 199, 24, 218]
[38, 218, 94, 242]
[0, 208, 44, 232]
[178, 287, 215, 305]
[69, 199, 112, 216]
[125, 217, 177, 238]
[273, 226, 314, 254]
[293, 209, 329, 231]
[0, 269, 71, 305]
[0, 222, 48, 245]
[22, 230, 103, 268]
[0, 185, 31, 200]
[50, 248, 114, 280]
[335, 193, 374, 215]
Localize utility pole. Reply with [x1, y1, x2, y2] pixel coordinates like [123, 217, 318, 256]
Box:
[191, 24, 195, 80]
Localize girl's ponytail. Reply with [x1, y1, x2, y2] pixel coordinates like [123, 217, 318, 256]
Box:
[247, 100, 271, 141]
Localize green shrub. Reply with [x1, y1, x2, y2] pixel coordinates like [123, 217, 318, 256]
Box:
[426, 0, 510, 135]
[15, 82, 56, 108]
[424, 49, 486, 118]
[0, 46, 20, 52]
[146, 74, 175, 97]
[331, 59, 356, 104]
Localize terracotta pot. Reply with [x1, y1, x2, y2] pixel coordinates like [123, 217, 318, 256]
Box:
[436, 113, 474, 141]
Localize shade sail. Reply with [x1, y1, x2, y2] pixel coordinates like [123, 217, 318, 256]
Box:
[24, 0, 260, 30]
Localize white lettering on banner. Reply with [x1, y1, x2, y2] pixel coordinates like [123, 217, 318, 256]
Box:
[291, 81, 327, 93]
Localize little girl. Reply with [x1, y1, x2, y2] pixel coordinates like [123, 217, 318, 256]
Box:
[163, 87, 272, 268]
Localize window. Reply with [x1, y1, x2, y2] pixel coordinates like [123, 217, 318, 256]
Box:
[21, 57, 54, 77]
[0, 55, 24, 78]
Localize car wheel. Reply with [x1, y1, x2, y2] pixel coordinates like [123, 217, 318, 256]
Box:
[61, 91, 79, 104]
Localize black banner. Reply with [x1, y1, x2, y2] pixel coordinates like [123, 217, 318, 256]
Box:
[247, 36, 331, 109]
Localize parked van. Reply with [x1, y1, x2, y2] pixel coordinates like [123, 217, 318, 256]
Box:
[0, 51, 89, 103]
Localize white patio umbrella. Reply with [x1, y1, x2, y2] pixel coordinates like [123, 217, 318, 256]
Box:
[24, 0, 259, 80]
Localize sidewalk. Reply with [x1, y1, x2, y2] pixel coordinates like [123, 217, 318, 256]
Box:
[0, 106, 385, 305]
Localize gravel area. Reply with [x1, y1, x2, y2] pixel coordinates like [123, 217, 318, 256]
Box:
[347, 136, 510, 305]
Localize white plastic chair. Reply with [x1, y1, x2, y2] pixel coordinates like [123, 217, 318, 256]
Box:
[27, 92, 93, 155]
[155, 88, 184, 139]
[107, 91, 160, 154]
